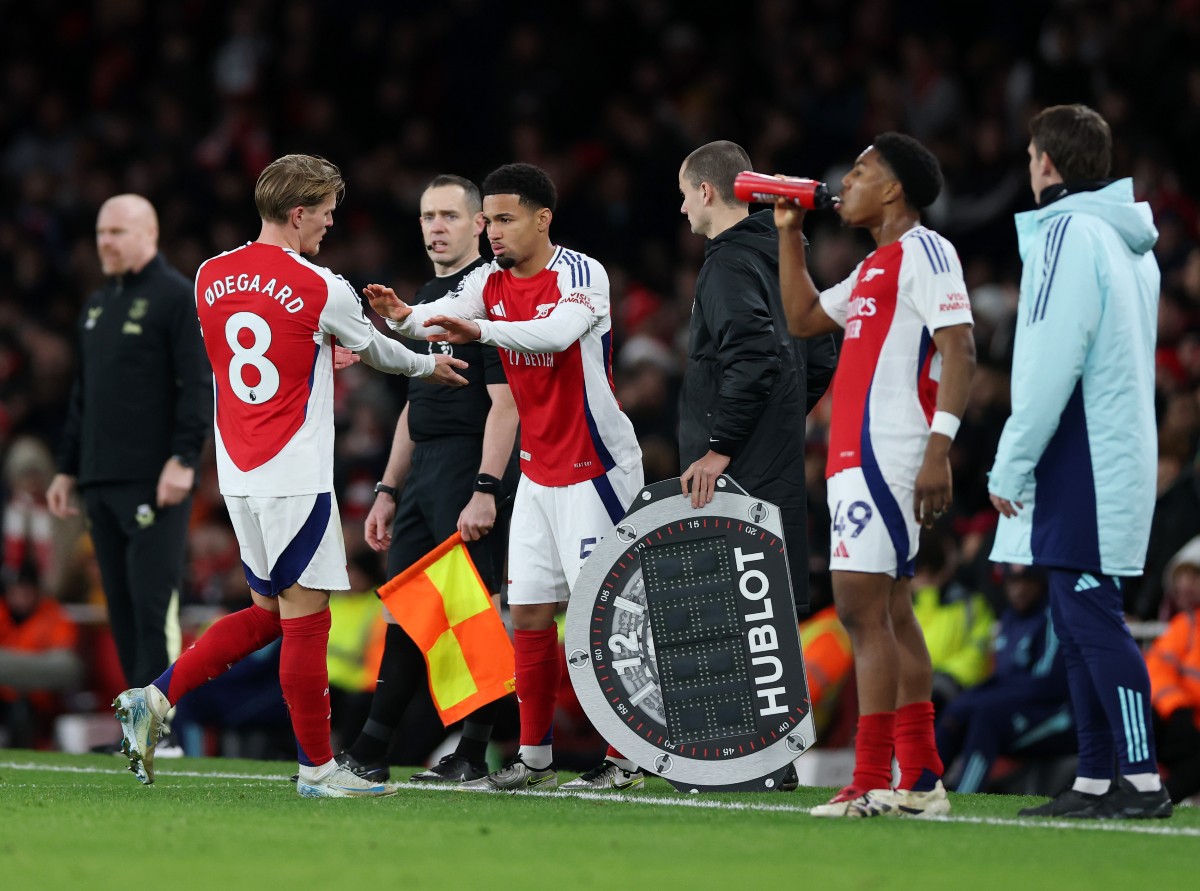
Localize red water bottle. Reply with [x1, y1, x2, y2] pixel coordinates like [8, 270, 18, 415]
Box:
[732, 171, 840, 210]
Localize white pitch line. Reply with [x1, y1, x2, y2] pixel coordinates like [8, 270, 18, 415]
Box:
[0, 760, 292, 782]
[2, 761, 1196, 838]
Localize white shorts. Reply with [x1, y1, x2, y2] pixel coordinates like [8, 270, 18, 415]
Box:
[225, 492, 349, 596]
[506, 464, 644, 605]
[827, 467, 918, 578]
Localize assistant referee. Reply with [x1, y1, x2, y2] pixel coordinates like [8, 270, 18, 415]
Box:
[340, 174, 519, 783]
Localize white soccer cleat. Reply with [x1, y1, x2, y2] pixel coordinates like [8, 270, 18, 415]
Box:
[561, 760, 645, 791]
[296, 765, 399, 798]
[843, 781, 952, 818]
[113, 687, 169, 785]
[809, 785, 870, 817]
[887, 780, 951, 817]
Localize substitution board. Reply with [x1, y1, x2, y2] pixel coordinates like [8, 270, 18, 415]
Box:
[564, 476, 815, 792]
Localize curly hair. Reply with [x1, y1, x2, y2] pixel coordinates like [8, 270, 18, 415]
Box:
[871, 132, 944, 210]
[481, 163, 557, 213]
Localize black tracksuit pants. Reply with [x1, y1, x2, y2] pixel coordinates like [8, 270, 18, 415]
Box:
[83, 482, 191, 688]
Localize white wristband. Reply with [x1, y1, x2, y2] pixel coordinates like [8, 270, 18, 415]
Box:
[930, 411, 961, 441]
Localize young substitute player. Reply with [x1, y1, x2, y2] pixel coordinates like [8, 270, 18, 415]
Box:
[775, 133, 976, 817]
[365, 162, 647, 792]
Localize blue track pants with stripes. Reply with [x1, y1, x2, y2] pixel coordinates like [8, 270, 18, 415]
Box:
[1048, 569, 1158, 778]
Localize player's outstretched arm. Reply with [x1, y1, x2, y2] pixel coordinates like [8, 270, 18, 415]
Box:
[362, 283, 413, 323]
[355, 330, 468, 385]
[424, 315, 481, 344]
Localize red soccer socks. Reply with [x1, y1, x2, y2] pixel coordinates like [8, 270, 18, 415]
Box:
[852, 710, 896, 792]
[894, 700, 943, 792]
[154, 604, 282, 704]
[514, 627, 560, 749]
[280, 609, 334, 767]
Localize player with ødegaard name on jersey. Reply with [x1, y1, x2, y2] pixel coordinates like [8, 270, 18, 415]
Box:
[113, 154, 464, 800]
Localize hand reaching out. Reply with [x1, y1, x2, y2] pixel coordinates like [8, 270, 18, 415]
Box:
[363, 283, 413, 323]
[425, 315, 482, 344]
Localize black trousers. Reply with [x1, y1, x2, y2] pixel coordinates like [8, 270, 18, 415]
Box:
[83, 482, 191, 688]
[386, 435, 515, 588]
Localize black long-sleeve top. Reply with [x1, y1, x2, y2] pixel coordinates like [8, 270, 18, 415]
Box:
[58, 253, 211, 485]
[679, 210, 837, 509]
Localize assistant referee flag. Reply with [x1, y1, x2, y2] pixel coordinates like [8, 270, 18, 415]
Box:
[378, 532, 515, 725]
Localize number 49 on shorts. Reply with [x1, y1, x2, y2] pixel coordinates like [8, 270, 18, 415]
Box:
[832, 500, 873, 538]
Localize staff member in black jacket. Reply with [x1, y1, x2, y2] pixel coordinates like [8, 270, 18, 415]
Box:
[47, 194, 211, 690]
[677, 140, 838, 618]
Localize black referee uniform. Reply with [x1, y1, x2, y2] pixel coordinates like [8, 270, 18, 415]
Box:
[57, 252, 211, 687]
[387, 259, 519, 585]
[350, 257, 519, 771]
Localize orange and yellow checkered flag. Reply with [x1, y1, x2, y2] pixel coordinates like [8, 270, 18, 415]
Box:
[378, 532, 515, 726]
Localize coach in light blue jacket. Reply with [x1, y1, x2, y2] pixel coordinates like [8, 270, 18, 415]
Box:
[987, 104, 1171, 821]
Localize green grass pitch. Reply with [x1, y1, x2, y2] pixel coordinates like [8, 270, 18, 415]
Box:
[1, 752, 1196, 890]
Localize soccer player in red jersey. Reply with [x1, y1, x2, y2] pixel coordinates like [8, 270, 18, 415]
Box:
[366, 163, 647, 791]
[775, 134, 976, 817]
[112, 154, 466, 797]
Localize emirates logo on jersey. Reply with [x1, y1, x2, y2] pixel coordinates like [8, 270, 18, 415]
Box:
[561, 292, 596, 313]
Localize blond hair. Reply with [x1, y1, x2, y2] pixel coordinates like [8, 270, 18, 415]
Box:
[254, 154, 345, 224]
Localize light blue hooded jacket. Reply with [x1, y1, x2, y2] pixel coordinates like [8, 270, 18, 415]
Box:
[989, 179, 1159, 576]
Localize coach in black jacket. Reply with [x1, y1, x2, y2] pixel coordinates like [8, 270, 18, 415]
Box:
[47, 194, 211, 690]
[677, 142, 837, 616]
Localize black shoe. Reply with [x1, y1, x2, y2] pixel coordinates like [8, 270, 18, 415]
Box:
[1069, 777, 1173, 820]
[780, 762, 799, 792]
[335, 751, 391, 783]
[1018, 787, 1106, 817]
[410, 753, 489, 784]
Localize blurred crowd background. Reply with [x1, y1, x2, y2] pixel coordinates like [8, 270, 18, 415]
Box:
[3, 0, 1200, 758]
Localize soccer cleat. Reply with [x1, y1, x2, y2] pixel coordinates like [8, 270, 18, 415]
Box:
[809, 785, 869, 817]
[849, 781, 951, 818]
[296, 765, 398, 798]
[1067, 778, 1173, 820]
[410, 753, 489, 784]
[459, 756, 557, 792]
[335, 751, 391, 783]
[1018, 788, 1107, 818]
[113, 687, 168, 785]
[561, 760, 645, 791]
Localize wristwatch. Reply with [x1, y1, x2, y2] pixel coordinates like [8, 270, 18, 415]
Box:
[374, 482, 398, 499]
